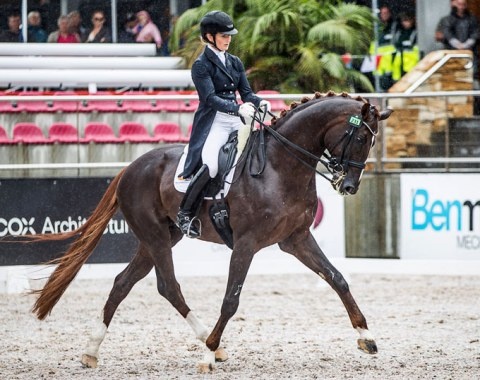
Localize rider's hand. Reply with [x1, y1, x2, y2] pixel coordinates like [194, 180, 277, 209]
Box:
[238, 102, 256, 119]
[259, 99, 271, 113]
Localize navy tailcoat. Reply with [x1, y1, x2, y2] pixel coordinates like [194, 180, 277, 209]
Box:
[180, 46, 261, 178]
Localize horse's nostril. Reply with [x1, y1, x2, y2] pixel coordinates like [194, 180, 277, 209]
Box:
[344, 186, 356, 194]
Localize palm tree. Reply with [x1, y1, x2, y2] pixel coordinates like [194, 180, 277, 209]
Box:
[170, 0, 375, 93]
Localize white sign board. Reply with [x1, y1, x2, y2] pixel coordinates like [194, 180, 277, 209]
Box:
[400, 174, 480, 259]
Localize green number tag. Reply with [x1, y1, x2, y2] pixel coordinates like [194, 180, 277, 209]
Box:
[348, 115, 362, 128]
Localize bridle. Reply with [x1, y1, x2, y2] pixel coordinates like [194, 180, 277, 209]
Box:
[248, 104, 378, 190]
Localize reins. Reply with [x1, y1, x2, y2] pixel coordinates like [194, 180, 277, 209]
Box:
[248, 104, 377, 186]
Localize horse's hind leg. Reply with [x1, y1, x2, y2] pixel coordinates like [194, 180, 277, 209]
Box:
[81, 245, 154, 368]
[139, 221, 227, 367]
[278, 231, 377, 354]
[150, 245, 229, 363]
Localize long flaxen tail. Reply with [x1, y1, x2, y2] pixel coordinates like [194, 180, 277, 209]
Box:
[31, 168, 126, 320]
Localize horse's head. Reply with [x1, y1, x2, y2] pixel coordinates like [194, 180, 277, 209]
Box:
[325, 102, 392, 195]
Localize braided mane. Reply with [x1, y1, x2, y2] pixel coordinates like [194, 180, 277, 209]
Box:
[270, 91, 369, 126]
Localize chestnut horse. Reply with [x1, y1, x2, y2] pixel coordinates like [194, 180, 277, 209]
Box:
[30, 92, 392, 372]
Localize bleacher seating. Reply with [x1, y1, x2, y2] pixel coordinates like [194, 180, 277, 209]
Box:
[18, 91, 52, 113]
[82, 122, 119, 143]
[12, 122, 48, 144]
[49, 123, 79, 143]
[153, 122, 185, 143]
[179, 91, 199, 112]
[157, 90, 184, 112]
[80, 91, 123, 113]
[119, 122, 155, 143]
[51, 91, 80, 112]
[0, 125, 13, 144]
[120, 91, 158, 112]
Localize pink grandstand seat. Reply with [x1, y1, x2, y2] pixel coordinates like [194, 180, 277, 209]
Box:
[18, 91, 51, 112]
[82, 122, 119, 143]
[257, 90, 287, 111]
[119, 122, 155, 142]
[0, 125, 13, 144]
[12, 122, 49, 144]
[51, 91, 80, 112]
[179, 91, 199, 112]
[0, 94, 22, 113]
[80, 91, 123, 112]
[156, 91, 183, 112]
[121, 91, 158, 112]
[49, 123, 79, 143]
[153, 122, 184, 143]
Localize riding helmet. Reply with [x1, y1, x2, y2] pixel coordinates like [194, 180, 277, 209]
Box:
[200, 10, 238, 39]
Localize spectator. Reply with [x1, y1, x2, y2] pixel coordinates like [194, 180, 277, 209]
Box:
[134, 10, 162, 49]
[47, 15, 81, 43]
[378, 5, 398, 46]
[441, 0, 479, 78]
[84, 9, 111, 43]
[38, 0, 58, 34]
[435, 0, 457, 46]
[118, 12, 137, 43]
[374, 6, 399, 91]
[27, 11, 48, 42]
[67, 10, 87, 43]
[392, 13, 419, 81]
[0, 11, 22, 42]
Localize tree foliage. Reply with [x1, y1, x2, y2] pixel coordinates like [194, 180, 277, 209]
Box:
[170, 0, 375, 93]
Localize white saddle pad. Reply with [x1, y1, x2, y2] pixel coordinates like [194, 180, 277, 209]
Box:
[174, 145, 238, 200]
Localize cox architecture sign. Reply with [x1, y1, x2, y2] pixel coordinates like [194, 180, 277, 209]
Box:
[0, 178, 138, 266]
[400, 174, 480, 259]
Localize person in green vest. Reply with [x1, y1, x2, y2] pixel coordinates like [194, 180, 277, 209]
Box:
[392, 13, 420, 82]
[372, 6, 399, 91]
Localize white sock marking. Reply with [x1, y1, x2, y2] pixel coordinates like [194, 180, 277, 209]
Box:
[186, 311, 209, 342]
[84, 319, 107, 358]
[356, 327, 375, 341]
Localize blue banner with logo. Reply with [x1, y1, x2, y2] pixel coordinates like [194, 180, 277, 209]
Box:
[0, 178, 137, 265]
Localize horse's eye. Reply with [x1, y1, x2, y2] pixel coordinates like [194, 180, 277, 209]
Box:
[356, 135, 367, 145]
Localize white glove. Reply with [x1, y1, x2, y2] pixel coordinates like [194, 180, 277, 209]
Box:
[238, 102, 256, 119]
[259, 99, 271, 113]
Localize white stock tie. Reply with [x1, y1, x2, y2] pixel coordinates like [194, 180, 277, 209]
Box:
[219, 52, 226, 66]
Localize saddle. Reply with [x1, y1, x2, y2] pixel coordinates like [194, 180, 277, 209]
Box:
[204, 128, 266, 249]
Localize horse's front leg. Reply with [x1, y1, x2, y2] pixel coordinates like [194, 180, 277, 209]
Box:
[279, 230, 377, 354]
[198, 246, 256, 373]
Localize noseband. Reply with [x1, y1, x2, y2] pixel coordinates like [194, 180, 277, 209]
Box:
[251, 107, 378, 188]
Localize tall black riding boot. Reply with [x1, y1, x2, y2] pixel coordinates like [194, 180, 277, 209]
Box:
[176, 164, 211, 238]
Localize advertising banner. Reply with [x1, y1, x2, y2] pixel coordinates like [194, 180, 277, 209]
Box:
[0, 175, 345, 267]
[400, 174, 480, 259]
[0, 178, 138, 266]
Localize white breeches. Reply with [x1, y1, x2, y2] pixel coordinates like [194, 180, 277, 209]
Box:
[202, 111, 243, 178]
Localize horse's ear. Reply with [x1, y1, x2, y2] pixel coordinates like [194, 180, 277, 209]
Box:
[379, 107, 394, 121]
[360, 103, 370, 117]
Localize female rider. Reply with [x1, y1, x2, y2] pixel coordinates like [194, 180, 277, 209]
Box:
[176, 10, 271, 238]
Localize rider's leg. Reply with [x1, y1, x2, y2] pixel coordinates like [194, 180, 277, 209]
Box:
[177, 164, 211, 238]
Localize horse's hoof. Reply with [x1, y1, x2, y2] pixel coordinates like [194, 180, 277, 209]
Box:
[197, 361, 214, 374]
[215, 347, 228, 362]
[81, 354, 98, 368]
[357, 339, 378, 354]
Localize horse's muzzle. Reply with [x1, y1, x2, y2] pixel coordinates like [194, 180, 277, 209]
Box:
[338, 176, 359, 195]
